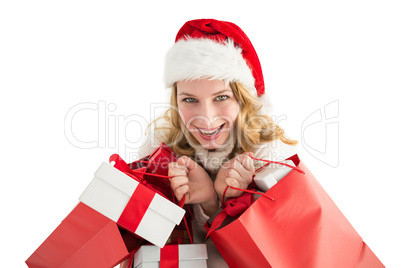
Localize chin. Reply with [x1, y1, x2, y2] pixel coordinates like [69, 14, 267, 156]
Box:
[195, 135, 229, 150]
[200, 143, 220, 150]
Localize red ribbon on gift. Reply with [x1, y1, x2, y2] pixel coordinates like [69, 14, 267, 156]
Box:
[109, 153, 193, 245]
[160, 245, 179, 268]
[117, 183, 156, 233]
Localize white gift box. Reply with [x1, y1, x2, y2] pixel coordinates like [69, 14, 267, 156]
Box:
[134, 244, 208, 268]
[254, 160, 295, 192]
[79, 162, 185, 248]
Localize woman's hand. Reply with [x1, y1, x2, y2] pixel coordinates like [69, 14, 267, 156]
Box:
[168, 156, 218, 216]
[214, 152, 255, 202]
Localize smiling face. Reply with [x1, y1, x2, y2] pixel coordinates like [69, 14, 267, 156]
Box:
[176, 79, 240, 150]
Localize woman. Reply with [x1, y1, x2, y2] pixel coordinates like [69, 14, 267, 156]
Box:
[138, 19, 298, 267]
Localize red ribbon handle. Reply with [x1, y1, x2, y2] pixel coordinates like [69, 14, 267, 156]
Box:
[221, 155, 304, 203]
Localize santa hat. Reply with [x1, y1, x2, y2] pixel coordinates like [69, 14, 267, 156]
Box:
[164, 19, 273, 115]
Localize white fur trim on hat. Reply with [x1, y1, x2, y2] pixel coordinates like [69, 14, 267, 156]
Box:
[164, 38, 255, 90]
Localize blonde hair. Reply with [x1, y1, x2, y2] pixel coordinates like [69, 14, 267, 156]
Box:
[147, 82, 297, 158]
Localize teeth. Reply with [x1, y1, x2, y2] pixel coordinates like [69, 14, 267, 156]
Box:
[199, 125, 223, 136]
[200, 129, 218, 135]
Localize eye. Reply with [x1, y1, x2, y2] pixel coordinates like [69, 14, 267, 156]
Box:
[216, 95, 228, 101]
[183, 97, 197, 103]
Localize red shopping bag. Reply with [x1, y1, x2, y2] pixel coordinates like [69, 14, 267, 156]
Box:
[26, 202, 142, 268]
[141, 142, 179, 200]
[206, 154, 384, 268]
[146, 142, 178, 176]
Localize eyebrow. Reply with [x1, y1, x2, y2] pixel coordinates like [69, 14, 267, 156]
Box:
[178, 89, 232, 97]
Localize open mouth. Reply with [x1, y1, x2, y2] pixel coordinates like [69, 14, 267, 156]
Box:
[197, 123, 225, 137]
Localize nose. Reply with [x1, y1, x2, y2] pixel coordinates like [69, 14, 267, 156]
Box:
[198, 102, 217, 126]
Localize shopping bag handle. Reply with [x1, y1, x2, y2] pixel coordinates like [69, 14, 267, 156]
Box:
[222, 185, 276, 205]
[221, 156, 304, 203]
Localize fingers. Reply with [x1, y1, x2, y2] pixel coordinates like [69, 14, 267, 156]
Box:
[178, 156, 197, 171]
[168, 161, 188, 175]
[225, 168, 242, 188]
[169, 156, 212, 204]
[170, 177, 189, 201]
[244, 152, 254, 158]
[224, 171, 243, 199]
[223, 166, 251, 199]
[174, 184, 190, 201]
[220, 153, 255, 200]
[168, 161, 189, 201]
[227, 154, 255, 184]
[232, 153, 255, 172]
[222, 185, 243, 199]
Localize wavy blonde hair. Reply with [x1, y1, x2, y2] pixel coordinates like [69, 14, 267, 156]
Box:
[147, 82, 297, 158]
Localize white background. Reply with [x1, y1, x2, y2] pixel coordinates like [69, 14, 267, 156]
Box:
[1, 0, 401, 267]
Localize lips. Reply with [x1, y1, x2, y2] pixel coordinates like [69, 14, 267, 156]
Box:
[197, 124, 224, 136]
[196, 124, 225, 140]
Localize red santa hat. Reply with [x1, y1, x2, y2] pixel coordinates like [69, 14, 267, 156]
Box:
[164, 19, 273, 114]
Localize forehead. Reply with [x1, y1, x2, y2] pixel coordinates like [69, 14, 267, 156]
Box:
[176, 79, 232, 96]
